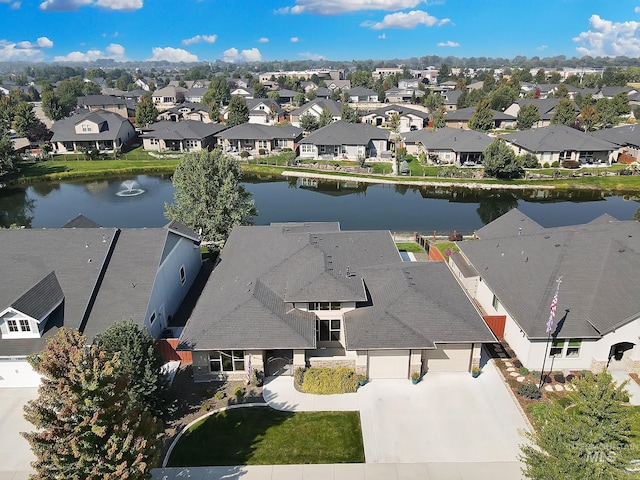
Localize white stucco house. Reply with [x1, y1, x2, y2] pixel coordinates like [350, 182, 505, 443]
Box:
[298, 121, 390, 160]
[453, 209, 640, 374]
[0, 217, 202, 387]
[177, 223, 495, 382]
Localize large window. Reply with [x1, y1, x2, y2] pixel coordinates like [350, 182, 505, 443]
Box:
[317, 319, 341, 342]
[300, 144, 313, 153]
[19, 319, 31, 332]
[492, 295, 500, 311]
[550, 339, 581, 358]
[209, 351, 245, 372]
[308, 302, 341, 311]
[7, 320, 18, 332]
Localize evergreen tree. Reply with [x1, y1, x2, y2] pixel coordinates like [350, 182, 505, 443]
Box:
[521, 372, 637, 479]
[300, 112, 319, 132]
[41, 89, 65, 121]
[433, 106, 446, 129]
[12, 102, 38, 137]
[22, 328, 161, 480]
[227, 95, 249, 126]
[551, 98, 577, 126]
[340, 103, 359, 123]
[517, 103, 541, 130]
[0, 123, 18, 176]
[165, 149, 256, 247]
[469, 99, 494, 132]
[135, 94, 159, 127]
[318, 108, 333, 128]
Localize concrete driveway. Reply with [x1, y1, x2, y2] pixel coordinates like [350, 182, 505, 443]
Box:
[0, 388, 38, 479]
[358, 363, 530, 464]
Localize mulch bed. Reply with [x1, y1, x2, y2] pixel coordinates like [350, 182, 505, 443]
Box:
[158, 365, 264, 465]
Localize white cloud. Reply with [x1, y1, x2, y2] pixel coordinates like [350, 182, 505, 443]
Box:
[378, 33, 386, 39]
[10, 1, 20, 8]
[635, 6, 640, 13]
[290, 37, 299, 43]
[39, 0, 141, 11]
[222, 47, 262, 62]
[54, 43, 127, 62]
[573, 14, 640, 57]
[0, 36, 54, 61]
[182, 34, 217, 46]
[299, 52, 325, 60]
[148, 46, 198, 62]
[277, 0, 424, 15]
[363, 10, 447, 30]
[437, 40, 459, 47]
[537, 44, 548, 51]
[258, 37, 269, 43]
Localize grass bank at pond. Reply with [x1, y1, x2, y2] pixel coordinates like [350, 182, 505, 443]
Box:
[167, 408, 364, 467]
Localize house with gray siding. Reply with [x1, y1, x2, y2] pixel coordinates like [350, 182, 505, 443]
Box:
[402, 127, 493, 165]
[0, 218, 201, 387]
[454, 209, 640, 374]
[361, 105, 428, 133]
[298, 121, 390, 160]
[445, 107, 516, 130]
[141, 120, 227, 152]
[216, 124, 303, 153]
[178, 223, 495, 382]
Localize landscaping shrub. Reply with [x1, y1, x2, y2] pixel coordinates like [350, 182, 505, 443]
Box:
[518, 381, 542, 400]
[294, 367, 305, 387]
[258, 148, 266, 156]
[543, 162, 550, 168]
[233, 385, 245, 401]
[519, 366, 530, 376]
[551, 161, 560, 168]
[200, 399, 213, 412]
[531, 370, 542, 379]
[240, 151, 250, 159]
[250, 369, 264, 387]
[301, 366, 359, 395]
[214, 390, 225, 401]
[561, 159, 580, 169]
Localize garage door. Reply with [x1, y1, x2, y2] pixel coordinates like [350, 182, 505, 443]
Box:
[425, 344, 471, 372]
[0, 358, 42, 388]
[368, 350, 409, 379]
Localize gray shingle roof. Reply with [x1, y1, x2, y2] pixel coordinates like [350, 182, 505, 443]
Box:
[402, 127, 492, 153]
[365, 104, 429, 120]
[141, 120, 227, 141]
[11, 271, 64, 322]
[50, 110, 132, 142]
[514, 98, 567, 120]
[291, 99, 341, 116]
[458, 209, 640, 339]
[446, 107, 515, 122]
[591, 125, 640, 149]
[501, 125, 619, 153]
[62, 214, 102, 229]
[216, 123, 303, 141]
[300, 121, 389, 145]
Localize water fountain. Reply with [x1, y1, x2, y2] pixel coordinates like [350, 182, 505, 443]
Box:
[116, 180, 145, 197]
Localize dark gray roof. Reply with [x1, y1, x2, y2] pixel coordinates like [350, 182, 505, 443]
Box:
[165, 220, 201, 243]
[442, 90, 462, 104]
[475, 208, 545, 240]
[62, 214, 102, 229]
[246, 98, 281, 113]
[448, 253, 478, 278]
[591, 125, 640, 149]
[300, 120, 389, 145]
[216, 123, 303, 141]
[141, 120, 227, 141]
[77, 95, 135, 110]
[348, 86, 377, 96]
[501, 125, 619, 153]
[458, 209, 640, 339]
[514, 98, 569, 120]
[291, 99, 341, 116]
[600, 86, 633, 98]
[402, 127, 492, 153]
[50, 110, 133, 142]
[446, 107, 515, 122]
[344, 262, 496, 350]
[179, 224, 490, 352]
[10, 271, 64, 322]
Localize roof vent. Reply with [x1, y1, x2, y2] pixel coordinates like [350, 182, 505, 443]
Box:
[544, 235, 550, 239]
[619, 249, 626, 253]
[555, 244, 560, 247]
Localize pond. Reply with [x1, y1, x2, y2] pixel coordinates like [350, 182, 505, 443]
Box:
[1, 174, 639, 233]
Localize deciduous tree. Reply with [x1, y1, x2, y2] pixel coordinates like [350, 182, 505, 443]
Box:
[482, 138, 524, 179]
[318, 108, 333, 128]
[165, 149, 256, 247]
[227, 95, 249, 126]
[340, 102, 359, 123]
[300, 112, 319, 132]
[135, 94, 159, 127]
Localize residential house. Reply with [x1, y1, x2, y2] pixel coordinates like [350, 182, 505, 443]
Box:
[216, 124, 303, 153]
[402, 127, 493, 165]
[157, 103, 211, 123]
[501, 124, 618, 166]
[0, 218, 201, 387]
[314, 87, 332, 99]
[591, 125, 640, 163]
[398, 79, 420, 90]
[504, 99, 579, 129]
[441, 90, 462, 112]
[326, 80, 351, 91]
[77, 95, 136, 119]
[229, 86, 254, 100]
[141, 120, 227, 152]
[184, 87, 208, 103]
[361, 105, 428, 133]
[151, 85, 185, 110]
[445, 107, 516, 130]
[595, 86, 636, 100]
[177, 223, 495, 382]
[348, 87, 379, 103]
[50, 110, 136, 154]
[275, 89, 299, 105]
[298, 121, 389, 160]
[384, 87, 424, 104]
[246, 99, 283, 125]
[290, 99, 341, 128]
[453, 209, 640, 374]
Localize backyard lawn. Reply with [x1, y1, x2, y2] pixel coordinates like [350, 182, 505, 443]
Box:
[395, 241, 425, 253]
[167, 407, 364, 467]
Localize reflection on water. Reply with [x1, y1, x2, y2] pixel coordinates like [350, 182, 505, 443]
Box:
[0, 174, 638, 233]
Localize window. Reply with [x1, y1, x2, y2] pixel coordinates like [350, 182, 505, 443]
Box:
[550, 339, 582, 358]
[149, 312, 156, 324]
[300, 144, 313, 153]
[19, 319, 31, 332]
[308, 302, 340, 311]
[179, 266, 186, 285]
[317, 319, 341, 341]
[81, 124, 92, 132]
[209, 350, 244, 372]
[258, 140, 268, 148]
[7, 320, 18, 332]
[492, 295, 500, 311]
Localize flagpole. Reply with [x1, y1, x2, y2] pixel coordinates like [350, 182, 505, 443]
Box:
[538, 277, 562, 390]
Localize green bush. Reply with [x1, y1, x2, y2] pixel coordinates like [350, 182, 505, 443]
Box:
[250, 369, 264, 387]
[519, 366, 530, 376]
[531, 370, 542, 379]
[258, 148, 266, 156]
[240, 151, 250, 159]
[543, 162, 550, 168]
[301, 366, 359, 395]
[551, 161, 560, 168]
[294, 367, 305, 387]
[518, 381, 542, 400]
[200, 399, 213, 412]
[214, 390, 225, 401]
[233, 385, 245, 401]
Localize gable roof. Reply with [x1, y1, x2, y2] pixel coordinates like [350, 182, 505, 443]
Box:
[364, 104, 429, 119]
[50, 110, 132, 142]
[300, 120, 389, 145]
[348, 86, 377, 96]
[216, 123, 303, 140]
[141, 120, 227, 141]
[291, 99, 341, 116]
[501, 124, 619, 153]
[513, 98, 567, 120]
[402, 126, 493, 152]
[591, 124, 640, 149]
[458, 209, 640, 339]
[62, 214, 102, 229]
[9, 271, 64, 322]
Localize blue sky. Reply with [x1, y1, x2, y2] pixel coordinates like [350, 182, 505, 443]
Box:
[0, 0, 639, 63]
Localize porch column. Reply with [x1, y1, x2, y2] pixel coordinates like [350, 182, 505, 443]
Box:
[410, 350, 422, 377]
[471, 343, 482, 371]
[293, 350, 306, 371]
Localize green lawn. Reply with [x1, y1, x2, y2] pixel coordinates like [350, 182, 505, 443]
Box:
[167, 408, 365, 467]
[396, 242, 425, 253]
[432, 241, 460, 257]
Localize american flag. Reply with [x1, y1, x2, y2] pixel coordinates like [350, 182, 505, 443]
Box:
[246, 354, 252, 384]
[546, 281, 561, 334]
